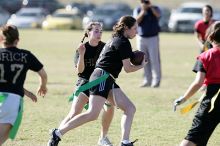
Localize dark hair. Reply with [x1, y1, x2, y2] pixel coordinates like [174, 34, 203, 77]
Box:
[142, 0, 150, 4]
[112, 15, 136, 37]
[1, 25, 19, 46]
[204, 5, 213, 17]
[81, 22, 102, 43]
[208, 21, 220, 43]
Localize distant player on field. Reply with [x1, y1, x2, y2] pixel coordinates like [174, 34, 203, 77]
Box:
[194, 5, 215, 53]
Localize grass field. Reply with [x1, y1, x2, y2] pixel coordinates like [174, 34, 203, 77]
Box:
[4, 29, 220, 146]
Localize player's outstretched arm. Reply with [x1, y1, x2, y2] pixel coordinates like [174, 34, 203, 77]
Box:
[174, 72, 205, 111]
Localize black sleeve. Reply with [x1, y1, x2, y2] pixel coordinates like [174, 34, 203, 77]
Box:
[192, 60, 206, 73]
[74, 50, 79, 67]
[195, 29, 200, 33]
[28, 52, 43, 72]
[118, 40, 133, 60]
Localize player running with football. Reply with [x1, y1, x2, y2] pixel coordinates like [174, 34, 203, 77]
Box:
[0, 25, 47, 145]
[48, 22, 114, 146]
[47, 16, 147, 146]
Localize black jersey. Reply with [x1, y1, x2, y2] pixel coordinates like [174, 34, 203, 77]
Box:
[0, 47, 43, 97]
[75, 41, 105, 80]
[193, 60, 206, 73]
[96, 36, 133, 78]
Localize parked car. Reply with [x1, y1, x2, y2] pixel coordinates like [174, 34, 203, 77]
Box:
[65, 2, 96, 16]
[213, 10, 220, 20]
[0, 0, 22, 14]
[159, 6, 171, 32]
[0, 7, 10, 26]
[42, 8, 82, 30]
[7, 7, 49, 28]
[168, 2, 206, 32]
[82, 3, 132, 30]
[22, 0, 63, 13]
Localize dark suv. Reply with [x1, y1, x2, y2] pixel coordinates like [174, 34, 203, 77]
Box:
[22, 0, 63, 13]
[0, 0, 23, 14]
[82, 3, 132, 30]
[65, 2, 96, 15]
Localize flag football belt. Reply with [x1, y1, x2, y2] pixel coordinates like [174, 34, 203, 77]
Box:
[0, 94, 6, 103]
[69, 68, 115, 103]
[209, 89, 220, 113]
[0, 93, 23, 140]
[9, 97, 23, 140]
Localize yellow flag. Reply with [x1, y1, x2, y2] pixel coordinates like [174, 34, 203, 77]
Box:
[203, 42, 209, 52]
[180, 101, 199, 114]
[209, 89, 220, 113]
[180, 94, 205, 115]
[180, 89, 220, 114]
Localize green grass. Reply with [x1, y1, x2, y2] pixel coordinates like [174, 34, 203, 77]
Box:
[4, 30, 220, 146]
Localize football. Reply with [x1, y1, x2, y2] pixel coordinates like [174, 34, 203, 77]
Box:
[130, 50, 145, 65]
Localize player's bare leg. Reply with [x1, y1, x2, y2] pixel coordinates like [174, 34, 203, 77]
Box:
[59, 93, 88, 128]
[180, 140, 196, 146]
[0, 123, 12, 145]
[59, 95, 106, 135]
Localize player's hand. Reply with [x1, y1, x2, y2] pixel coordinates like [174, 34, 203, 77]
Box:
[25, 90, 37, 102]
[146, 1, 152, 8]
[141, 55, 148, 66]
[78, 43, 86, 55]
[173, 96, 186, 111]
[37, 85, 47, 97]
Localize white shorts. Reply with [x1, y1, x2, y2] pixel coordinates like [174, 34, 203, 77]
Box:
[0, 92, 21, 125]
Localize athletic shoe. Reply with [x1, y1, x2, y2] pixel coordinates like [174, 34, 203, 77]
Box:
[98, 136, 113, 146]
[121, 139, 138, 146]
[151, 81, 160, 88]
[140, 82, 150, 87]
[47, 129, 61, 146]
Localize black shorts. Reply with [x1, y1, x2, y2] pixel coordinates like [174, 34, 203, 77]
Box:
[75, 77, 89, 97]
[185, 84, 220, 146]
[89, 68, 119, 99]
